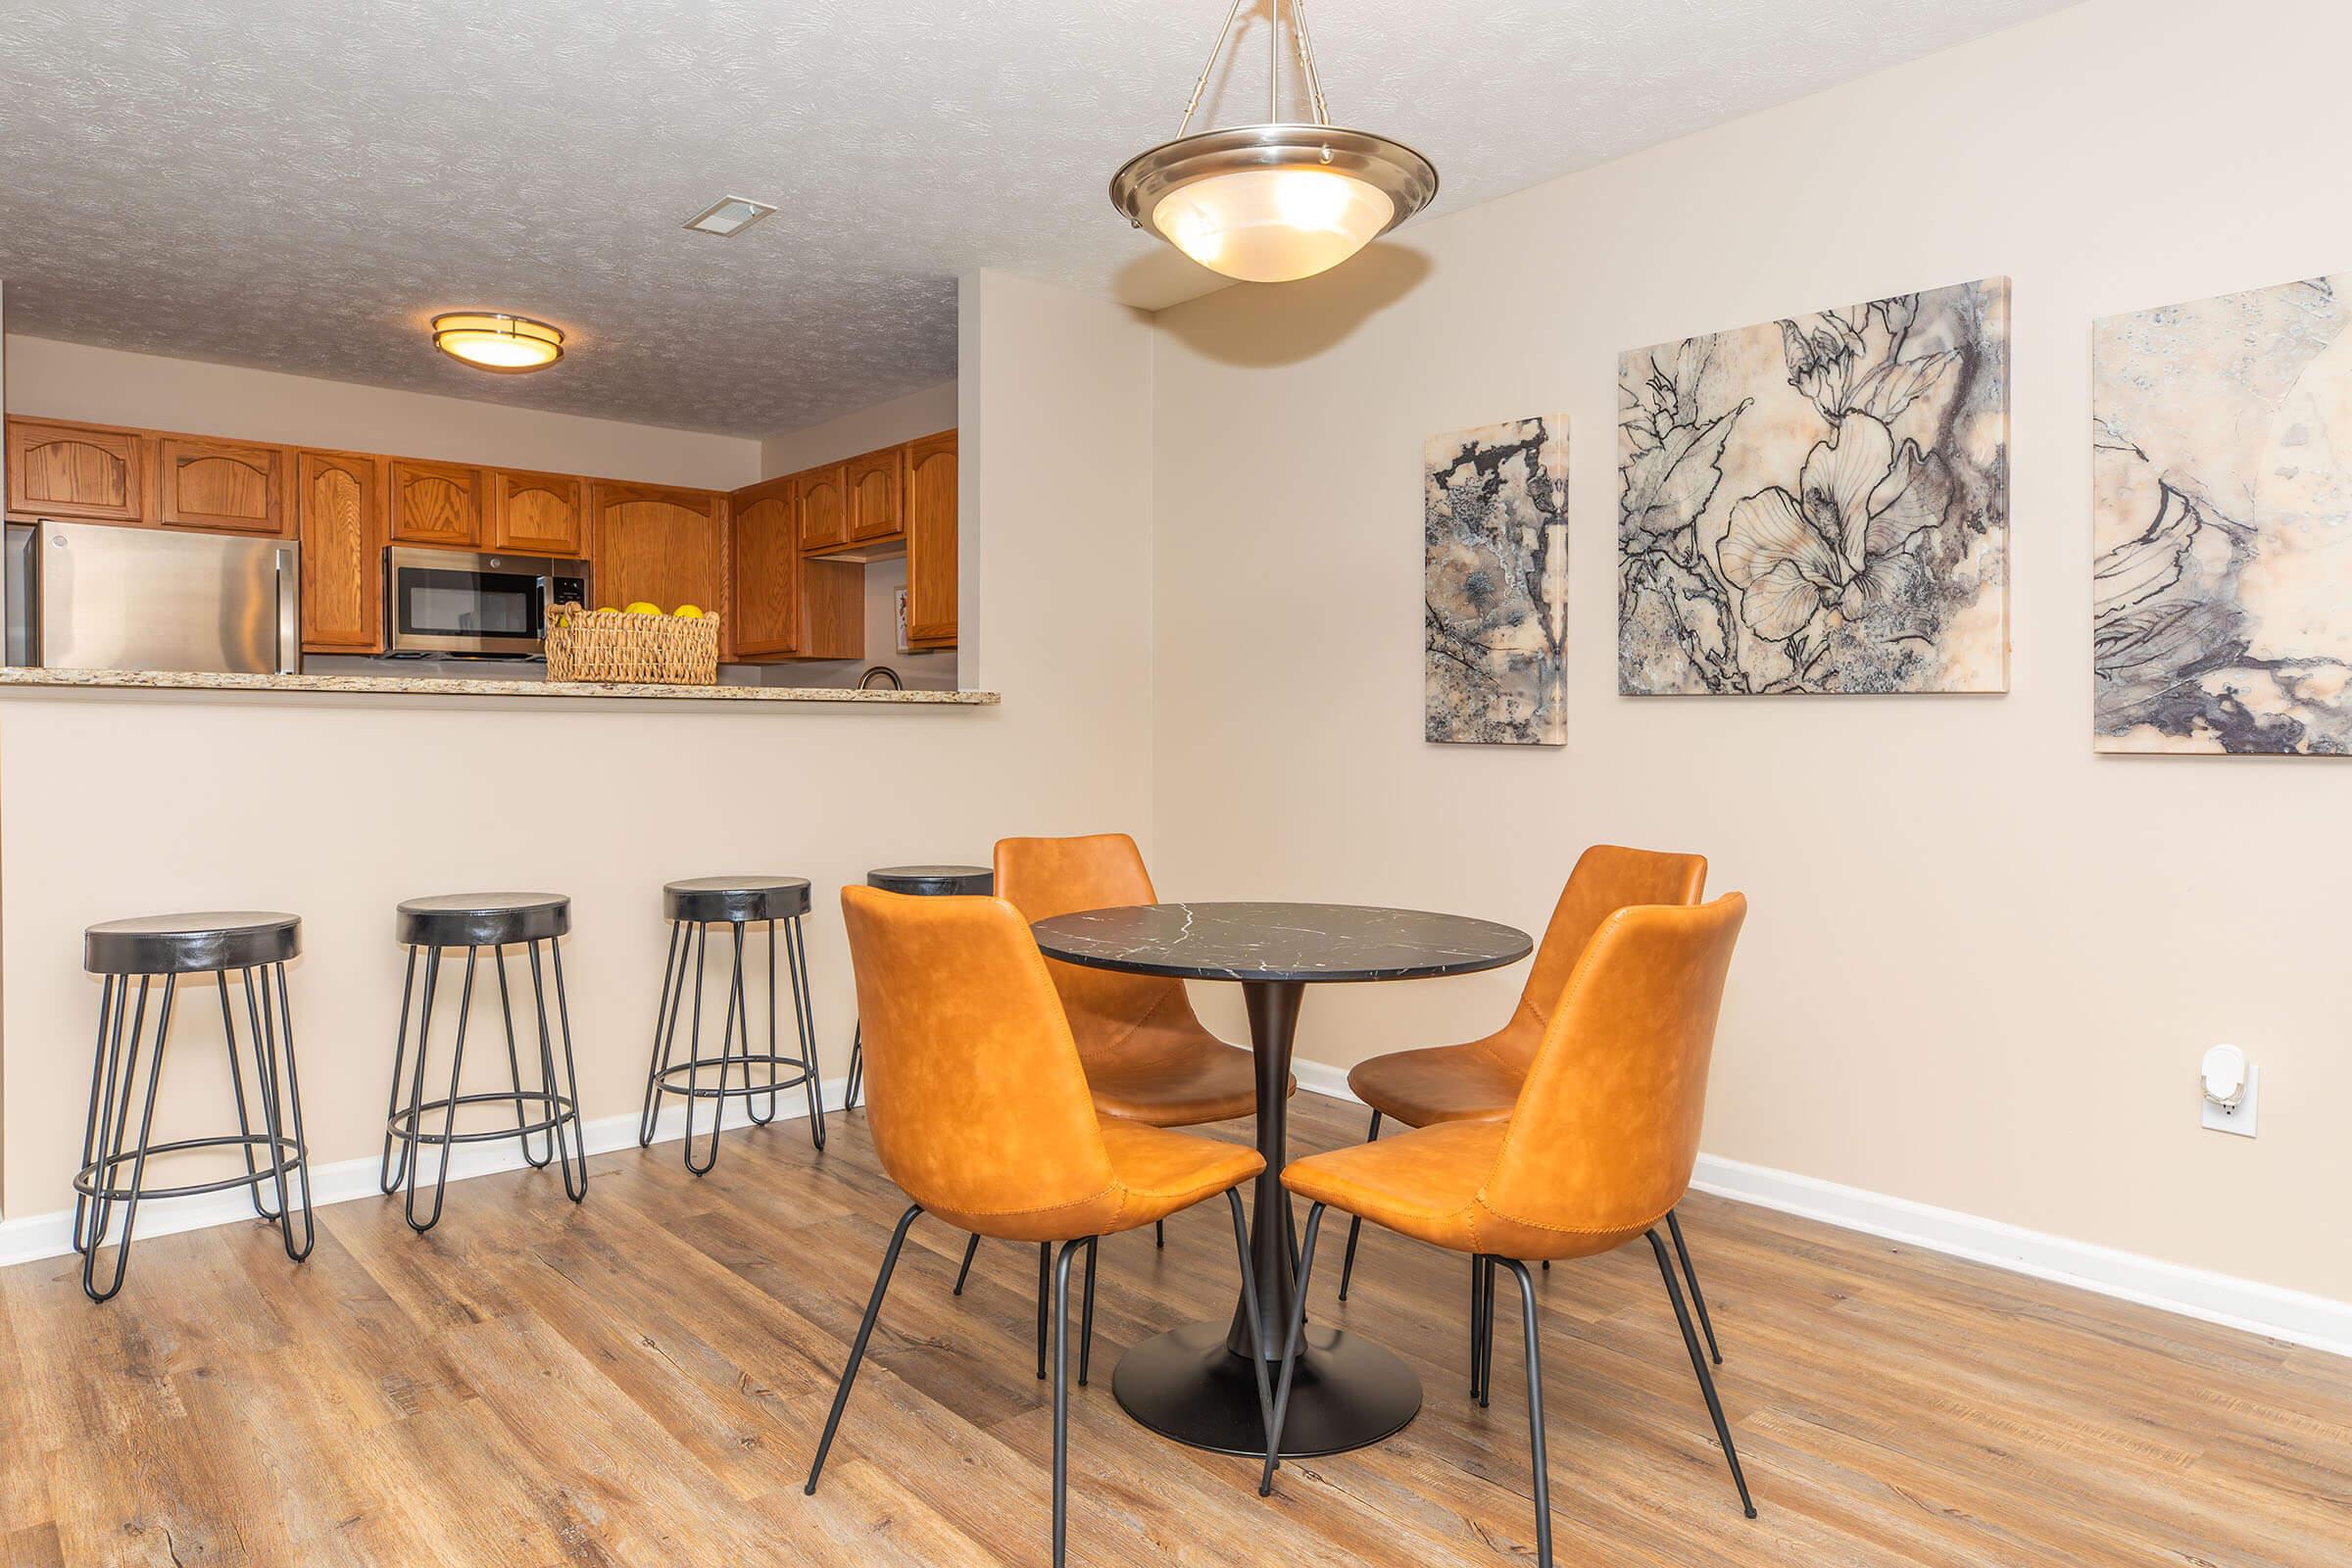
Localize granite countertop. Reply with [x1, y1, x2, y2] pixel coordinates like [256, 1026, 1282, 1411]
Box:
[0, 666, 998, 706]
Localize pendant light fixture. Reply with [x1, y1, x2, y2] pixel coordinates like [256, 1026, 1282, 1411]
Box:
[1110, 0, 1437, 284]
[430, 312, 565, 372]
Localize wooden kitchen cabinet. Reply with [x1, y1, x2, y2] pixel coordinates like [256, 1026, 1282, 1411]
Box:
[728, 474, 864, 662]
[6, 418, 144, 522]
[591, 481, 725, 616]
[845, 445, 904, 543]
[155, 436, 288, 535]
[798, 463, 848, 552]
[295, 449, 386, 653]
[903, 429, 958, 647]
[487, 468, 586, 556]
[388, 459, 482, 548]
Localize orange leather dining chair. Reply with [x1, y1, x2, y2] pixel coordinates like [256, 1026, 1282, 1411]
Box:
[1263, 895, 1755, 1566]
[1336, 847, 1719, 1356]
[806, 888, 1270, 1568]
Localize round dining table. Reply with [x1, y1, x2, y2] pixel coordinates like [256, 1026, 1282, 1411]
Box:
[1029, 901, 1532, 1457]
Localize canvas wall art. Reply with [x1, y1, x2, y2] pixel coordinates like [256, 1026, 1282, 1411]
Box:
[2092, 275, 2352, 755]
[1425, 415, 1569, 745]
[1617, 278, 2010, 695]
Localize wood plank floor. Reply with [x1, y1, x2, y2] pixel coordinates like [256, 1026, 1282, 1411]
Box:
[2, 1091, 2345, 1567]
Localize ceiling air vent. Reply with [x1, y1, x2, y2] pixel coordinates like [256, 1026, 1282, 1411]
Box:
[683, 196, 777, 237]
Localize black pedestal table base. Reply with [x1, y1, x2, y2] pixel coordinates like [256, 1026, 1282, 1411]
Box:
[1113, 1320, 1420, 1457]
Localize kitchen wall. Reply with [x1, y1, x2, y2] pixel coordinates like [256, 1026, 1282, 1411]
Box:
[1150, 0, 2352, 1302]
[0, 270, 1154, 1221]
[5, 335, 760, 490]
[753, 378, 961, 693]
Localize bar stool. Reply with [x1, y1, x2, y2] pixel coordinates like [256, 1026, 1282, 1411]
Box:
[74, 911, 314, 1303]
[379, 892, 586, 1233]
[638, 875, 825, 1173]
[843, 864, 992, 1112]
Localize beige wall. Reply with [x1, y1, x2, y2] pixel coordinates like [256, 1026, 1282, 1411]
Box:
[1150, 0, 2352, 1300]
[5, 335, 761, 490]
[760, 378, 957, 480]
[0, 270, 1154, 1216]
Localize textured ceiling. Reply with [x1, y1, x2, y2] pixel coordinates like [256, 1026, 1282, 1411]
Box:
[0, 0, 2076, 438]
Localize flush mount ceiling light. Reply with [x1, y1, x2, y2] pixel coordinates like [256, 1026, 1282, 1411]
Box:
[1110, 0, 1437, 284]
[683, 196, 777, 237]
[430, 312, 565, 373]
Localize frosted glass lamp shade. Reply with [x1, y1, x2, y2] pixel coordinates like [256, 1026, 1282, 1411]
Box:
[431, 313, 565, 372]
[1152, 167, 1395, 283]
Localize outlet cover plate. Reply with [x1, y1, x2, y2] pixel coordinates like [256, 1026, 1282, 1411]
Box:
[2202, 1064, 2259, 1138]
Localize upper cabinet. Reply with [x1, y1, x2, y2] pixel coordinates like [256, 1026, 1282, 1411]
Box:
[904, 429, 958, 647]
[155, 436, 287, 535]
[798, 463, 848, 552]
[388, 460, 482, 548]
[728, 475, 801, 659]
[487, 468, 586, 557]
[591, 482, 725, 616]
[6, 419, 144, 522]
[845, 445, 904, 543]
[295, 449, 386, 654]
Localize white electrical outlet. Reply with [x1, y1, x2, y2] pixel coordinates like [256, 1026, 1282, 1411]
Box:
[2202, 1063, 2259, 1138]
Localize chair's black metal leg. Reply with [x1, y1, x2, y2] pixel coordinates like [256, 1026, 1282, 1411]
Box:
[215, 967, 274, 1218]
[747, 917, 779, 1126]
[1469, 1255, 1486, 1400]
[1497, 1258, 1552, 1566]
[843, 1023, 862, 1112]
[1035, 1241, 1051, 1380]
[379, 947, 419, 1193]
[1480, 1254, 1497, 1409]
[540, 939, 590, 1202]
[1155, 1219, 1164, 1249]
[494, 946, 552, 1169]
[1259, 1201, 1326, 1494]
[82, 975, 176, 1303]
[639, 920, 686, 1147]
[1338, 1109, 1381, 1301]
[1077, 1237, 1099, 1386]
[260, 961, 316, 1260]
[1050, 1237, 1086, 1568]
[73, 975, 123, 1255]
[405, 946, 475, 1233]
[786, 915, 825, 1150]
[805, 1202, 923, 1494]
[1648, 1228, 1755, 1516]
[1225, 1187, 1274, 1439]
[1667, 1208, 1721, 1364]
[953, 1233, 981, 1295]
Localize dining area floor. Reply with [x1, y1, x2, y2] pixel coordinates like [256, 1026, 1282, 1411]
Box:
[3, 1089, 2342, 1568]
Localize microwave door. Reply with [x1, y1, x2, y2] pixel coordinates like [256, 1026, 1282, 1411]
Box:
[388, 550, 548, 656]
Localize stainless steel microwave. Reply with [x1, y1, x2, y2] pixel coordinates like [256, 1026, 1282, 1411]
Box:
[385, 547, 588, 658]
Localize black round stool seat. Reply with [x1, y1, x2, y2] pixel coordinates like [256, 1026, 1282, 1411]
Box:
[396, 892, 569, 948]
[867, 863, 994, 898]
[664, 875, 813, 924]
[84, 911, 300, 975]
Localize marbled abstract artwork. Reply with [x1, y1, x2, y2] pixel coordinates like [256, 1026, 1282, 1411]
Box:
[1618, 278, 2010, 694]
[1425, 416, 1569, 745]
[2093, 276, 2352, 755]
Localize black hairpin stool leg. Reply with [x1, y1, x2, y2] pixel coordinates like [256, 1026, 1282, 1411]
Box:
[1667, 1207, 1722, 1363]
[494, 946, 553, 1169]
[1648, 1228, 1754, 1517]
[251, 961, 315, 1260]
[379, 948, 421, 1194]
[639, 921, 687, 1148]
[400, 946, 476, 1233]
[1337, 1109, 1381, 1300]
[536, 939, 590, 1202]
[75, 976, 173, 1303]
[784, 915, 825, 1151]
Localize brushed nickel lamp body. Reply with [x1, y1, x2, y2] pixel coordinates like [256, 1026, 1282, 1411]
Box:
[1110, 0, 1437, 284]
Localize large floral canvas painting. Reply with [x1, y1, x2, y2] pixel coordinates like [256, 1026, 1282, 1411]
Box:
[1617, 278, 2010, 695]
[1425, 416, 1569, 745]
[2093, 276, 2352, 755]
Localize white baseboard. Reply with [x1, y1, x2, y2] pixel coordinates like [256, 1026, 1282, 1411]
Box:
[0, 1075, 848, 1270]
[1288, 1058, 2352, 1360]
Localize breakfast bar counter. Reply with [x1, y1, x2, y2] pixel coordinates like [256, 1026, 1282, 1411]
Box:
[0, 667, 998, 707]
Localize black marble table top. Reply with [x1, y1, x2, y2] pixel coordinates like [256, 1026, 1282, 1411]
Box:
[1030, 902, 1532, 984]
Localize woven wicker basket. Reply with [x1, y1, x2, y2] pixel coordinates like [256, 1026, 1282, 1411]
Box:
[545, 605, 720, 686]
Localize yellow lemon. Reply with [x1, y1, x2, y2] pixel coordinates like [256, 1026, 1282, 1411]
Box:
[623, 601, 662, 615]
[672, 604, 705, 619]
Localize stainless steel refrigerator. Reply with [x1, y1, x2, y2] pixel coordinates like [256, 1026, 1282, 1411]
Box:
[4, 520, 299, 674]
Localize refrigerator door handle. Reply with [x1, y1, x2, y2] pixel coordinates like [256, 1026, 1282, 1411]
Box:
[276, 543, 301, 674]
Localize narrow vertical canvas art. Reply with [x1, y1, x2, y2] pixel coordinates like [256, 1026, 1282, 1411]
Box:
[1618, 278, 2010, 695]
[2093, 275, 2352, 755]
[1425, 416, 1570, 745]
